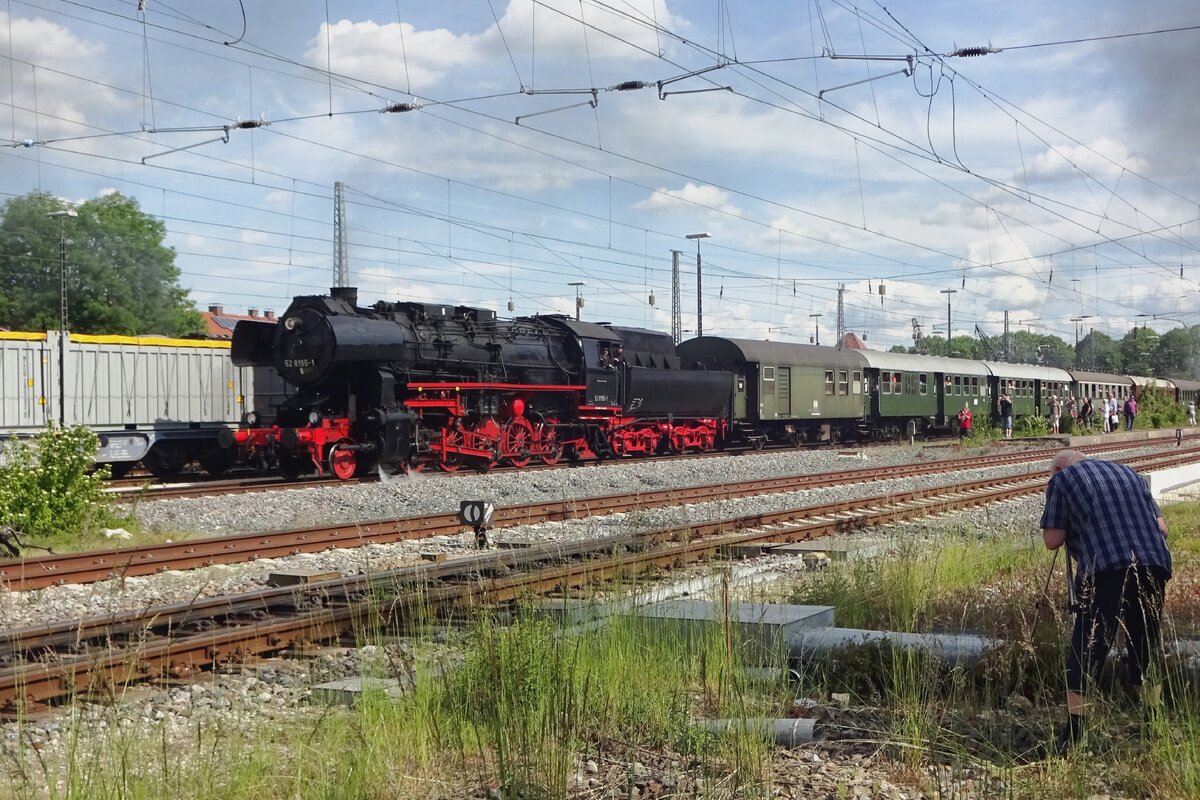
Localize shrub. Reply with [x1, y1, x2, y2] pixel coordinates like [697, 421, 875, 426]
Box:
[1136, 384, 1186, 429]
[1015, 414, 1049, 438]
[0, 424, 113, 541]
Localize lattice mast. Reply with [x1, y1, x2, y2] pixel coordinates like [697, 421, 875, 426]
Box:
[333, 181, 348, 288]
[670, 249, 683, 344]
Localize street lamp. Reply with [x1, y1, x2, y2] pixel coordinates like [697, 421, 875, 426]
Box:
[46, 208, 77, 427]
[809, 313, 822, 346]
[686, 232, 710, 338]
[567, 281, 586, 321]
[939, 289, 957, 348]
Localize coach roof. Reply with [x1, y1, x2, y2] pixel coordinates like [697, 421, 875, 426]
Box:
[984, 362, 1074, 381]
[855, 350, 989, 376]
[676, 337, 868, 369]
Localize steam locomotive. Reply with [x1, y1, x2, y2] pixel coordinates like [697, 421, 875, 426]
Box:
[228, 287, 731, 477]
[229, 287, 1200, 480]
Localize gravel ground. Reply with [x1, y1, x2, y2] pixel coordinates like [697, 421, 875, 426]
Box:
[2, 441, 1184, 631]
[2, 441, 1190, 800]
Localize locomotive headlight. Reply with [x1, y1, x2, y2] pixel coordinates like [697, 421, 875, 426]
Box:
[243, 411, 259, 426]
[284, 316, 298, 330]
[307, 410, 321, 425]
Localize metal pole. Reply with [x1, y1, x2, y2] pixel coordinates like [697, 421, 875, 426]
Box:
[686, 233, 710, 339]
[58, 226, 66, 427]
[940, 289, 957, 352]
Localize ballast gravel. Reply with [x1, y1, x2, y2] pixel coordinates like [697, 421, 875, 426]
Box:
[0, 441, 1180, 630]
[3, 441, 1195, 800]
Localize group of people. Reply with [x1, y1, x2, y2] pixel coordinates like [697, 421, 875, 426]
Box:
[1050, 392, 1146, 433]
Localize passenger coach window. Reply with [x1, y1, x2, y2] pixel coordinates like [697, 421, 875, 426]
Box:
[894, 372, 904, 395]
[838, 370, 849, 395]
[919, 373, 928, 395]
[972, 377, 980, 395]
[953, 376, 962, 395]
[881, 375, 891, 394]
[852, 370, 862, 394]
[824, 370, 834, 395]
[763, 366, 776, 381]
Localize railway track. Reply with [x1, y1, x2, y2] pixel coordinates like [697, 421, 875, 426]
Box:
[101, 432, 1147, 501]
[5, 439, 1182, 591]
[2, 446, 1196, 715]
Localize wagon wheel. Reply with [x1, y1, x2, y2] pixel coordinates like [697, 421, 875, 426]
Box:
[538, 423, 563, 466]
[325, 442, 357, 480]
[502, 417, 535, 467]
[277, 450, 310, 480]
[437, 428, 464, 473]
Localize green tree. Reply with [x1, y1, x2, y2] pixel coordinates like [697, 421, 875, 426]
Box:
[0, 190, 202, 335]
[1152, 326, 1199, 378]
[1077, 330, 1120, 372]
[948, 334, 981, 360]
[1120, 327, 1160, 376]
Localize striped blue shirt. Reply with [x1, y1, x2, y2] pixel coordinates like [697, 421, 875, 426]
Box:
[1040, 459, 1172, 577]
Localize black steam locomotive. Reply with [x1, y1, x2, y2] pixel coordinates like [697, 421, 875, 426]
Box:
[230, 287, 731, 478]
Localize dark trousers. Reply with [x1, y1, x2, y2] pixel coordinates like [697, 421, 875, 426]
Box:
[1067, 565, 1168, 693]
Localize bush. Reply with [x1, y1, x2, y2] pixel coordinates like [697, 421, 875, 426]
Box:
[0, 424, 113, 541]
[1015, 414, 1049, 438]
[1136, 385, 1187, 429]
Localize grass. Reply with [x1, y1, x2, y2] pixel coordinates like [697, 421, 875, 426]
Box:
[4, 505, 1200, 799]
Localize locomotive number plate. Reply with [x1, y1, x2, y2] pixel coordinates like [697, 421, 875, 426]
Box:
[284, 358, 315, 368]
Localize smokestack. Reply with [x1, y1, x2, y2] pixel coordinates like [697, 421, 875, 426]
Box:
[330, 286, 359, 307]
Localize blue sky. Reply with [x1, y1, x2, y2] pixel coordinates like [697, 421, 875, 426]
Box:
[3, 1, 1200, 350]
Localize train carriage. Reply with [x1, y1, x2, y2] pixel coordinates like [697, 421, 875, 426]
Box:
[1065, 370, 1135, 411]
[676, 337, 868, 445]
[0, 330, 283, 478]
[988, 363, 1073, 420]
[853, 351, 987, 437]
[1172, 378, 1200, 407]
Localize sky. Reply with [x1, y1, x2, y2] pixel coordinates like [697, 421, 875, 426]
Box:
[3, 1, 1200, 352]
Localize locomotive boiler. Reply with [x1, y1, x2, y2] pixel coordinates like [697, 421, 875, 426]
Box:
[229, 287, 732, 478]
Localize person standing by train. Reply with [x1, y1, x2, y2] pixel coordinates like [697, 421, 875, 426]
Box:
[999, 393, 1014, 439]
[1124, 395, 1138, 431]
[1079, 397, 1093, 430]
[1189, 400, 1196, 427]
[957, 403, 972, 439]
[1040, 449, 1172, 753]
[1107, 394, 1120, 433]
[1049, 394, 1062, 434]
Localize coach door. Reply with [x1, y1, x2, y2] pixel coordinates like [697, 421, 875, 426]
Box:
[936, 372, 947, 423]
[776, 367, 791, 416]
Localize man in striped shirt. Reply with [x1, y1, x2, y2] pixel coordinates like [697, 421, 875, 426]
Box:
[1040, 450, 1172, 754]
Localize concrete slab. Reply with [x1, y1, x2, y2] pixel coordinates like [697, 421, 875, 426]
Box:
[632, 600, 835, 664]
[1146, 462, 1200, 499]
[267, 569, 342, 587]
[774, 537, 888, 561]
[718, 542, 783, 559]
[310, 676, 414, 706]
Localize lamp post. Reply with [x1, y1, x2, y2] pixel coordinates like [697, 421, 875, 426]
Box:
[686, 232, 710, 338]
[47, 208, 77, 427]
[939, 289, 957, 349]
[567, 281, 586, 321]
[809, 313, 822, 346]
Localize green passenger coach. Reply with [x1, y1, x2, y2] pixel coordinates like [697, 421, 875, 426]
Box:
[676, 337, 868, 445]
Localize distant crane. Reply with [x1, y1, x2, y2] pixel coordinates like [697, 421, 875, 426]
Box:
[974, 324, 997, 360]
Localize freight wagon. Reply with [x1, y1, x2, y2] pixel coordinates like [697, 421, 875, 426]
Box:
[0, 331, 285, 478]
